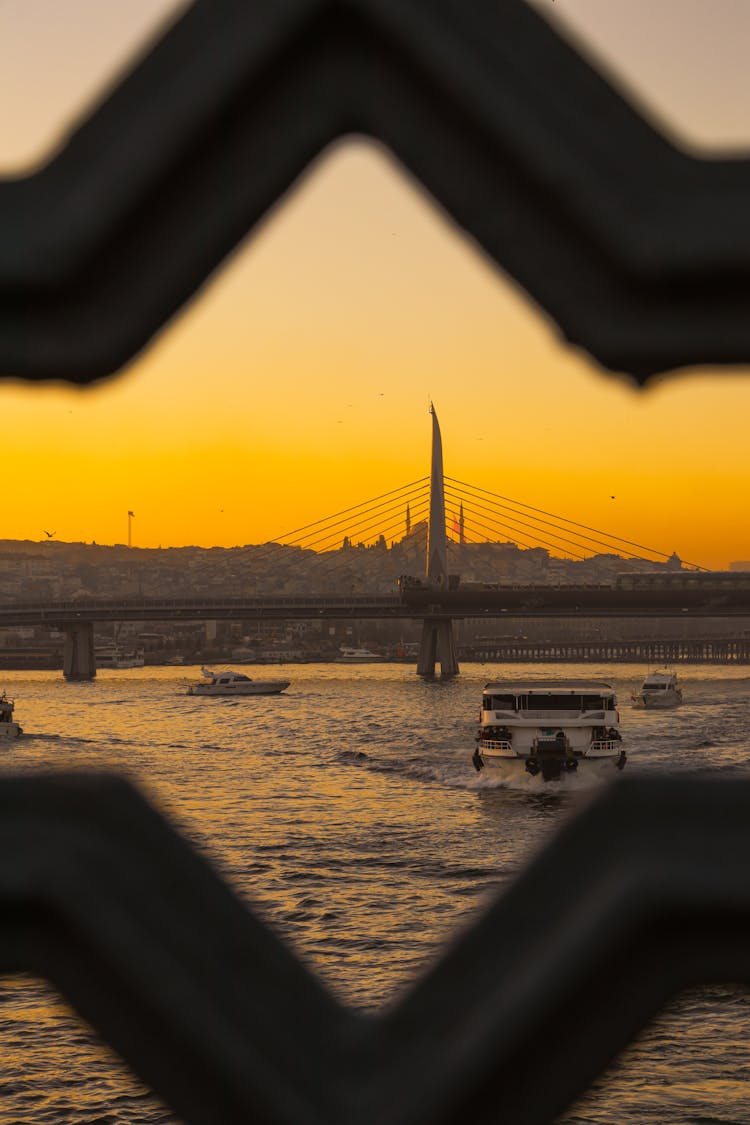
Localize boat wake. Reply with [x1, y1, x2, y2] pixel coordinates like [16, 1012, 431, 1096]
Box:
[473, 768, 609, 793]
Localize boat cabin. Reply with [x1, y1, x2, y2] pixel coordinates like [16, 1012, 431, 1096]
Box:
[211, 673, 251, 685]
[482, 680, 618, 721]
[641, 672, 678, 692]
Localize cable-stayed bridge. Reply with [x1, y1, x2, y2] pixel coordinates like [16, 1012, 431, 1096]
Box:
[268, 406, 708, 675]
[2, 409, 743, 680]
[271, 475, 699, 570]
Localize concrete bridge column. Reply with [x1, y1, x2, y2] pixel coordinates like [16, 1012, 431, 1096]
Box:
[417, 618, 459, 678]
[63, 621, 96, 681]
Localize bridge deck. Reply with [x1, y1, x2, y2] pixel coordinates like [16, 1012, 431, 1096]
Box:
[1, 586, 750, 627]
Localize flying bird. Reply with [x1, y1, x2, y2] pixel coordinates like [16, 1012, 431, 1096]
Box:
[43, 530, 55, 538]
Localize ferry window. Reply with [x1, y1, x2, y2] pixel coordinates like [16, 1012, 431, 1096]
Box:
[490, 694, 516, 710]
[524, 695, 584, 709]
[582, 695, 606, 709]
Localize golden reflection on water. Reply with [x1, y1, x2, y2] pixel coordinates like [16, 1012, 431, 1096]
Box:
[1, 663, 750, 1121]
[0, 975, 174, 1122]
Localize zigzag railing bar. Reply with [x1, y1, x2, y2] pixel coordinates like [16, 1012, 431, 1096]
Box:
[0, 2, 347, 381]
[379, 0, 750, 274]
[2, 773, 750, 1124]
[360, 4, 750, 378]
[0, 0, 318, 285]
[4, 0, 750, 380]
[379, 775, 750, 1125]
[0, 773, 356, 1125]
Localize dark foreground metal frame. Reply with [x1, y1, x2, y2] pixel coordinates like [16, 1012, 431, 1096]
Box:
[3, 0, 750, 382]
[4, 2, 750, 1120]
[3, 773, 750, 1125]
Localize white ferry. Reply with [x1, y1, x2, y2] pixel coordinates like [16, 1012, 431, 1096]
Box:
[631, 670, 682, 709]
[0, 692, 22, 740]
[96, 646, 145, 669]
[472, 680, 626, 781]
[187, 669, 290, 696]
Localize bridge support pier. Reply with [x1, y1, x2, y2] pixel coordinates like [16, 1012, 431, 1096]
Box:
[417, 617, 459, 678]
[63, 622, 96, 681]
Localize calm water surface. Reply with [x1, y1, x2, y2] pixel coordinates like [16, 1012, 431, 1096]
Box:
[1, 662, 750, 1123]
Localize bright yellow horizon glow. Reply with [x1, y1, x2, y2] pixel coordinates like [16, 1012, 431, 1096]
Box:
[2, 3, 750, 568]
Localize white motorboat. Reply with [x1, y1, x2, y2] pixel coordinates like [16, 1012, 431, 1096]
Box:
[472, 680, 626, 782]
[187, 668, 290, 696]
[334, 646, 385, 663]
[0, 692, 22, 739]
[631, 670, 682, 709]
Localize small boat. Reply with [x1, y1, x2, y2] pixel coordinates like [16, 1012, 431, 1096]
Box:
[0, 692, 22, 739]
[334, 646, 385, 663]
[187, 668, 290, 696]
[472, 680, 626, 782]
[631, 670, 682, 709]
[96, 646, 146, 669]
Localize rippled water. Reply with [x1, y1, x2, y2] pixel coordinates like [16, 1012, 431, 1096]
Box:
[1, 662, 750, 1123]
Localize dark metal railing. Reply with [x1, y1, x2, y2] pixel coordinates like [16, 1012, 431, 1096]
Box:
[3, 773, 750, 1125]
[3, 0, 750, 382]
[3, 1, 750, 1120]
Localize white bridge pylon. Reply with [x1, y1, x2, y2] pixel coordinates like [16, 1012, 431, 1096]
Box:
[417, 406, 459, 678]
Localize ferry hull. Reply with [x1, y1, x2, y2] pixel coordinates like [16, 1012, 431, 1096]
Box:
[477, 751, 626, 782]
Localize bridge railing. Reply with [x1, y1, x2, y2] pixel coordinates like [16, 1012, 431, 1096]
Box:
[4, 0, 750, 1119]
[0, 594, 403, 613]
[4, 773, 750, 1125]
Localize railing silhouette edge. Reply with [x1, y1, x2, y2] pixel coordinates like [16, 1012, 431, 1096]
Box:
[1, 773, 749, 1123]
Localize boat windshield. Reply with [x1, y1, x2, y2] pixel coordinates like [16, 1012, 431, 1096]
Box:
[484, 693, 517, 711]
[644, 682, 670, 690]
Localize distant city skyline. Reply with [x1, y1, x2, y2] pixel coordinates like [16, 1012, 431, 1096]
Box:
[1, 1, 750, 567]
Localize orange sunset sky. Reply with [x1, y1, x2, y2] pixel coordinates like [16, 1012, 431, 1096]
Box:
[2, 0, 750, 567]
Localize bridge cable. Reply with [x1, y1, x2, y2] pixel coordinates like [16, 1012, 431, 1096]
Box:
[443, 482, 659, 561]
[445, 476, 706, 568]
[291, 490, 431, 553]
[270, 477, 429, 545]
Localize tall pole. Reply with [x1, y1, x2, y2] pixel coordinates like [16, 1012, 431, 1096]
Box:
[426, 404, 448, 587]
[417, 405, 459, 678]
[127, 510, 134, 548]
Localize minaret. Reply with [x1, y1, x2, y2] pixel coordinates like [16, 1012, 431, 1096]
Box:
[459, 501, 465, 545]
[406, 503, 411, 536]
[426, 404, 448, 586]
